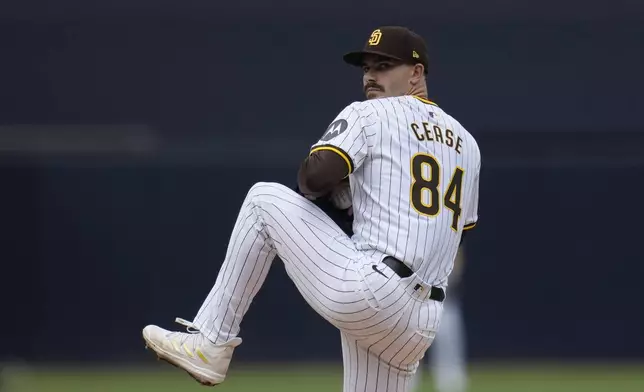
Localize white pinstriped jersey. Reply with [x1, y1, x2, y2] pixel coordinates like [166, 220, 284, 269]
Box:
[311, 95, 480, 287]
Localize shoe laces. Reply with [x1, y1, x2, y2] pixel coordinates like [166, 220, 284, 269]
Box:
[166, 317, 207, 350]
[167, 317, 243, 349]
[175, 317, 200, 333]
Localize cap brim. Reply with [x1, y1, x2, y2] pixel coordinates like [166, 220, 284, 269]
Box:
[343, 50, 404, 67]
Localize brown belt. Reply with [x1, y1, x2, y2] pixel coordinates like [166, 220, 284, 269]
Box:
[382, 257, 446, 302]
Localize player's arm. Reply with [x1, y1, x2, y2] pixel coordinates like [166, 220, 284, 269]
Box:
[297, 102, 376, 198]
[297, 150, 348, 199]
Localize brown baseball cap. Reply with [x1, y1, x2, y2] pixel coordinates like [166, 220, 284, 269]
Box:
[343, 26, 429, 74]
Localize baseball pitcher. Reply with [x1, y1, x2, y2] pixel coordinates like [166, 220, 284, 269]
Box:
[142, 26, 481, 392]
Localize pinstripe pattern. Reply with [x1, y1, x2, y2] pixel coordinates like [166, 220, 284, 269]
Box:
[191, 182, 442, 391]
[190, 96, 479, 392]
[312, 96, 481, 287]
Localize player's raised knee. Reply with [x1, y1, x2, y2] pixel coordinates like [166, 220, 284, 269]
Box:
[247, 181, 280, 194]
[246, 182, 291, 202]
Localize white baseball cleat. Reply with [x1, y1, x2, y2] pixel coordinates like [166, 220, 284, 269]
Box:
[142, 317, 242, 386]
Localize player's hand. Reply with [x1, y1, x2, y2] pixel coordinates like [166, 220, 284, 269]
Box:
[330, 180, 352, 210]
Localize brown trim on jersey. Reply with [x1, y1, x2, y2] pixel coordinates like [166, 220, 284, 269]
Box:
[463, 222, 477, 230]
[412, 95, 439, 107]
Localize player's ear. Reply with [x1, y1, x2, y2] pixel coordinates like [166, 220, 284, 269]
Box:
[409, 64, 424, 85]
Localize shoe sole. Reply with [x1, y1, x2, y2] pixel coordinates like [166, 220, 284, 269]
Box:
[142, 330, 225, 387]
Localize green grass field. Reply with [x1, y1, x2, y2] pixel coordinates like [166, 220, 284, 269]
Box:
[3, 362, 643, 392]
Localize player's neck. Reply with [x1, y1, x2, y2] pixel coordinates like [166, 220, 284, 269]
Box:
[405, 84, 428, 99]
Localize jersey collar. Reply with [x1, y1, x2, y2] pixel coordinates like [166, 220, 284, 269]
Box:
[412, 95, 438, 107]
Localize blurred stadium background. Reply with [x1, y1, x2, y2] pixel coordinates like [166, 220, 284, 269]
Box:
[1, 1, 643, 391]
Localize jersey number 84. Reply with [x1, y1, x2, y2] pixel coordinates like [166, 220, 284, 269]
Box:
[410, 153, 464, 232]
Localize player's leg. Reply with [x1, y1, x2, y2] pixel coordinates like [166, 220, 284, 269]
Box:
[142, 182, 385, 385]
[409, 356, 425, 391]
[430, 299, 468, 392]
[340, 298, 442, 392]
[190, 181, 394, 340]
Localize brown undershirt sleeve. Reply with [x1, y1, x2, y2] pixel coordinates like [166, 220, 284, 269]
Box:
[297, 149, 350, 198]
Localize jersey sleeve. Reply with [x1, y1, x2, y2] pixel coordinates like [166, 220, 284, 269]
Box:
[463, 166, 480, 231]
[310, 102, 378, 176]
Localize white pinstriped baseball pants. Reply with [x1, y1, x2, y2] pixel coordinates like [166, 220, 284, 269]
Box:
[192, 182, 443, 392]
